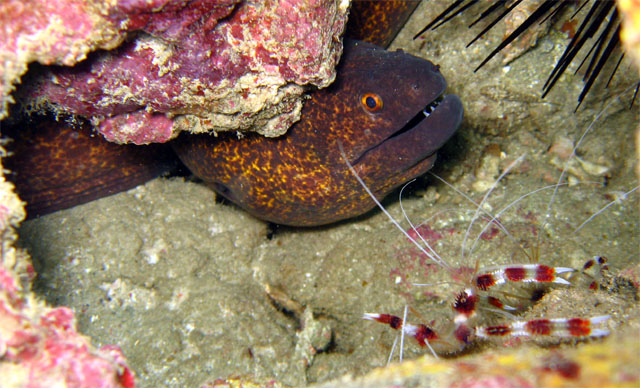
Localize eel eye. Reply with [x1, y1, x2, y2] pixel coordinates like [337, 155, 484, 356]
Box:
[361, 93, 383, 113]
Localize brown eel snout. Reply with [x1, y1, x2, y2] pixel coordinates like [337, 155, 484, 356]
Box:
[172, 39, 463, 226]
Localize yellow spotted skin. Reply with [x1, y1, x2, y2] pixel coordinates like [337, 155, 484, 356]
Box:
[173, 40, 463, 226]
[347, 1, 420, 47]
[4, 117, 175, 219]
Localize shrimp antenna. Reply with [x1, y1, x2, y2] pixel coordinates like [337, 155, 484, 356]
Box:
[461, 153, 526, 259]
[574, 184, 640, 233]
[338, 142, 450, 270]
[398, 181, 449, 269]
[542, 84, 639, 234]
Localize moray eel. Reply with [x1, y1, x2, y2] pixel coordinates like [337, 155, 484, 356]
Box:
[7, 37, 461, 225]
[4, 118, 175, 218]
[173, 39, 462, 226]
[347, 1, 420, 47]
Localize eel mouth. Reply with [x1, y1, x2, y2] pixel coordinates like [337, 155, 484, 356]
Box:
[354, 93, 463, 171]
[388, 95, 447, 142]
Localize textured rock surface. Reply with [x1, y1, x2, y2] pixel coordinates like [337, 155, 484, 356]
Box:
[15, 0, 349, 143]
[0, 151, 135, 387]
[312, 336, 640, 388]
[0, 0, 125, 120]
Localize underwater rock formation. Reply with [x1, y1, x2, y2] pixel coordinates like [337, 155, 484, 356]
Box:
[0, 153, 135, 387]
[10, 0, 349, 143]
[1, 0, 127, 120]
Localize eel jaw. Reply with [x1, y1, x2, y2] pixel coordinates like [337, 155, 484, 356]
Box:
[391, 94, 446, 141]
[354, 93, 463, 176]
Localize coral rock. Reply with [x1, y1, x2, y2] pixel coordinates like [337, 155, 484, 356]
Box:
[0, 150, 135, 387]
[16, 0, 349, 143]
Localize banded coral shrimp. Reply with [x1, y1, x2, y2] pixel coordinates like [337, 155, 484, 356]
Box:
[345, 85, 639, 366]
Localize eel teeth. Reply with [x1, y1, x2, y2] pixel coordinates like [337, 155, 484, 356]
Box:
[423, 96, 444, 117]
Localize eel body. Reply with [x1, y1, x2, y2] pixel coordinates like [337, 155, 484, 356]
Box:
[4, 118, 176, 218]
[173, 40, 462, 226]
[347, 1, 420, 47]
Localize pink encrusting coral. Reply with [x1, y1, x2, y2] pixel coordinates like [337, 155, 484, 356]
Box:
[0, 0, 160, 120]
[1, 300, 135, 388]
[0, 0, 124, 119]
[17, 0, 349, 144]
[0, 154, 135, 387]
